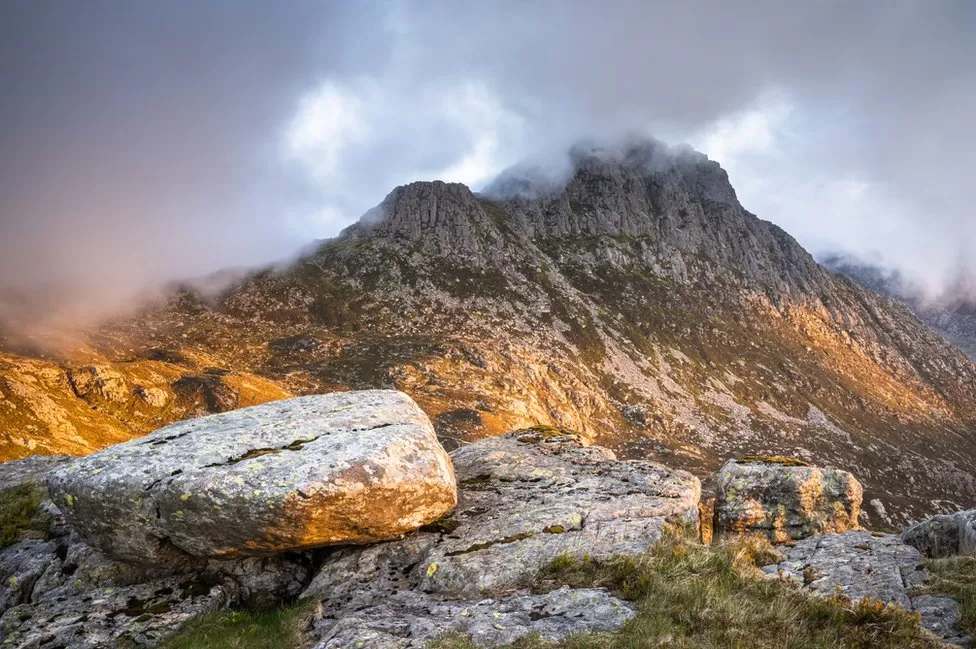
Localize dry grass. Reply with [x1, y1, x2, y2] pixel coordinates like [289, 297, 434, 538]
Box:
[433, 531, 945, 649]
[0, 484, 50, 547]
[156, 602, 313, 649]
[920, 555, 976, 636]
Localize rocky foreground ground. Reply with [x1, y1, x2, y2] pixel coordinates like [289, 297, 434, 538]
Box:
[0, 390, 973, 648]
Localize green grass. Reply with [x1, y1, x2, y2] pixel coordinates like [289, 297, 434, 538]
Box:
[433, 532, 945, 649]
[919, 555, 976, 636]
[156, 603, 312, 649]
[0, 483, 50, 547]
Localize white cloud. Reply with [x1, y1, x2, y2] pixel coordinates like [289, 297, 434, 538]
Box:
[285, 81, 371, 182]
[282, 78, 521, 233]
[691, 92, 962, 297]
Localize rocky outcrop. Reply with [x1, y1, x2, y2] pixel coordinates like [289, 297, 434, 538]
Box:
[0, 503, 311, 648]
[903, 509, 976, 558]
[3, 406, 973, 649]
[302, 427, 701, 647]
[714, 458, 862, 542]
[0, 421, 700, 648]
[765, 531, 970, 646]
[47, 390, 456, 565]
[347, 180, 507, 262]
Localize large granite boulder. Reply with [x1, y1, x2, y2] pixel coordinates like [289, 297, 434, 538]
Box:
[714, 457, 862, 542]
[301, 427, 701, 647]
[902, 508, 976, 558]
[46, 390, 457, 566]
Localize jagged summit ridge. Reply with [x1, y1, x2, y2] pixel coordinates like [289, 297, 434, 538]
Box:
[341, 137, 828, 296]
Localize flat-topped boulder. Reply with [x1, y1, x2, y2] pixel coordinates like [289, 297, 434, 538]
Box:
[46, 390, 456, 566]
[714, 457, 862, 542]
[302, 427, 701, 647]
[902, 508, 976, 558]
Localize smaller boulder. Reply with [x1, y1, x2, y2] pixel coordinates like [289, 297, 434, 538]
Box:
[902, 509, 976, 558]
[714, 457, 862, 542]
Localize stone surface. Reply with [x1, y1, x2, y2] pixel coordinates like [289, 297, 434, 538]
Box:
[0, 455, 71, 491]
[0, 485, 312, 647]
[1, 574, 238, 648]
[47, 390, 457, 565]
[715, 458, 862, 542]
[314, 587, 634, 649]
[765, 530, 970, 647]
[301, 428, 700, 647]
[902, 508, 976, 558]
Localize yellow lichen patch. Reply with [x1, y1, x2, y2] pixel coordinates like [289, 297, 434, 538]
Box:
[426, 562, 439, 577]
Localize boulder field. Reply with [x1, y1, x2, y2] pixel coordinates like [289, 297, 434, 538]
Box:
[0, 390, 971, 648]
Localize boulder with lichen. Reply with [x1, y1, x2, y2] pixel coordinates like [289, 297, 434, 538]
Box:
[46, 390, 457, 566]
[714, 457, 862, 542]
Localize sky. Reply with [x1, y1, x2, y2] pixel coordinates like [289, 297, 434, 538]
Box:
[1, 0, 975, 323]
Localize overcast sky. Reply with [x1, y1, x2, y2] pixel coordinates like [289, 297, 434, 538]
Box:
[1, 0, 974, 319]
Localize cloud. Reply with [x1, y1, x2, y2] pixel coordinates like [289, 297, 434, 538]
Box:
[1, 0, 974, 330]
[284, 78, 523, 217]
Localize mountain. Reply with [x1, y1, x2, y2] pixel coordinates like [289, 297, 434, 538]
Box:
[2, 138, 975, 527]
[823, 254, 976, 359]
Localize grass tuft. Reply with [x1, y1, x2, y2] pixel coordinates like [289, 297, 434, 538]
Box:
[0, 483, 51, 547]
[919, 555, 976, 636]
[491, 531, 943, 649]
[156, 602, 312, 649]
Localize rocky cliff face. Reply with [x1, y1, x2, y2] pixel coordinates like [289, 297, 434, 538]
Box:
[2, 137, 975, 528]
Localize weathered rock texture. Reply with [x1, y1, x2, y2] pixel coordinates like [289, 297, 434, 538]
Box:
[715, 458, 862, 542]
[46, 390, 456, 565]
[302, 427, 701, 647]
[0, 463, 312, 648]
[0, 425, 698, 648]
[765, 530, 970, 647]
[902, 508, 976, 558]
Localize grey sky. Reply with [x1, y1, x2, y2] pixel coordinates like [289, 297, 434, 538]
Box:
[1, 0, 974, 321]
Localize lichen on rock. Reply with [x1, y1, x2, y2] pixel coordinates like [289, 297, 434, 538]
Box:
[46, 390, 457, 565]
[714, 458, 862, 542]
[301, 427, 701, 647]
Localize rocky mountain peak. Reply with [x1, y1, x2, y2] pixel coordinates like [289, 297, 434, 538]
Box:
[338, 138, 814, 296]
[345, 180, 504, 260]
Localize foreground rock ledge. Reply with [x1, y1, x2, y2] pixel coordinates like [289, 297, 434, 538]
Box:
[46, 390, 457, 565]
[302, 428, 702, 647]
[765, 531, 970, 646]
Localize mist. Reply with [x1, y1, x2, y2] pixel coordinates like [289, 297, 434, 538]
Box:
[2, 0, 975, 330]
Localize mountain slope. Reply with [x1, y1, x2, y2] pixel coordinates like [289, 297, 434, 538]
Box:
[2, 138, 975, 527]
[823, 254, 976, 359]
